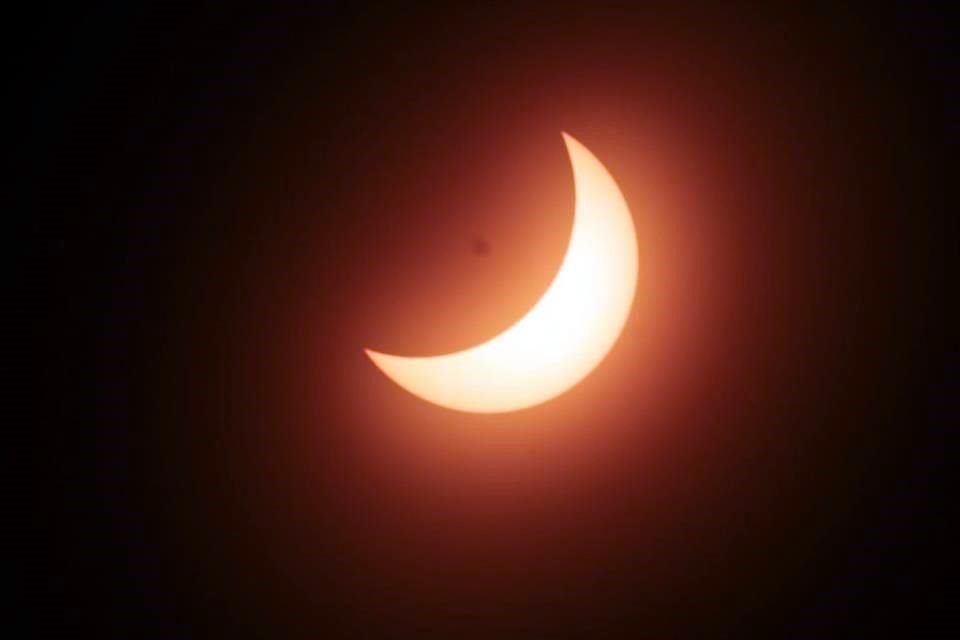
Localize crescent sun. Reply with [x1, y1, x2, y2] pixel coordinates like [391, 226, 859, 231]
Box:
[364, 132, 639, 413]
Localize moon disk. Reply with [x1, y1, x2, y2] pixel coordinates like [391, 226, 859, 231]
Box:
[365, 133, 639, 413]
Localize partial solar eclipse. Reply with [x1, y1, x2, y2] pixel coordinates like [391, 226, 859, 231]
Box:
[365, 133, 639, 413]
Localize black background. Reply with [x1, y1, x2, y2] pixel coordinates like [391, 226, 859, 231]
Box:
[28, 2, 953, 637]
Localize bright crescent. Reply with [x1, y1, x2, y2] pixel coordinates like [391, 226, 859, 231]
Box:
[365, 133, 638, 413]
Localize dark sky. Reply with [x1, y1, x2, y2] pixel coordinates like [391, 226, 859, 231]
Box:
[28, 2, 953, 637]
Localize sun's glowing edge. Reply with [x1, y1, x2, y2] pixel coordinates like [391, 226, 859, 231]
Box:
[363, 132, 638, 413]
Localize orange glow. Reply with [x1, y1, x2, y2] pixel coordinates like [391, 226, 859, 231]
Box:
[364, 133, 639, 413]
